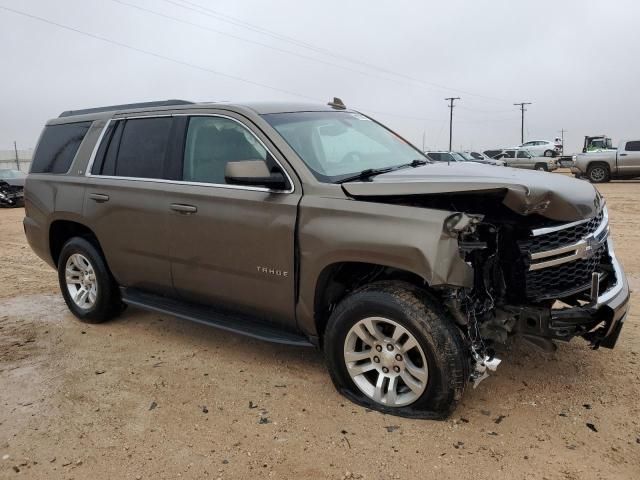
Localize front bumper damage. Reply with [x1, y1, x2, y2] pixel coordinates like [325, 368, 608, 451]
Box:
[511, 238, 629, 348]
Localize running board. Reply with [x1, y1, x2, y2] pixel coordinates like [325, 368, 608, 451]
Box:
[121, 288, 313, 347]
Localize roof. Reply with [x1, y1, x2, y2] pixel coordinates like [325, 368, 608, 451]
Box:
[51, 99, 347, 124]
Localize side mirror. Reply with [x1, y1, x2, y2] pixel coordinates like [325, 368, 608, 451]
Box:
[225, 160, 288, 190]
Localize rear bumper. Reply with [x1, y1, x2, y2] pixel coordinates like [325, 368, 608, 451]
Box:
[513, 239, 629, 349]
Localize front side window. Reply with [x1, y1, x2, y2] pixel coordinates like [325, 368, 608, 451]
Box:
[517, 150, 530, 158]
[263, 111, 426, 182]
[183, 116, 270, 184]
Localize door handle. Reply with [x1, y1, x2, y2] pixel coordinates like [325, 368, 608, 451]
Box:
[170, 203, 198, 214]
[88, 193, 110, 202]
[619, 153, 628, 156]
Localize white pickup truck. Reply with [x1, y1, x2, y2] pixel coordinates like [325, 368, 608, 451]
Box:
[572, 139, 640, 182]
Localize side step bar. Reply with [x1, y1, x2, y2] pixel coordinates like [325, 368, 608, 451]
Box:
[121, 288, 313, 348]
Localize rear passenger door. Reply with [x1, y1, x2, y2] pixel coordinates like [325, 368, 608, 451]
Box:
[84, 116, 176, 294]
[163, 113, 301, 331]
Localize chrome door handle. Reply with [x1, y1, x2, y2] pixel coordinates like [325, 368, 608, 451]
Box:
[88, 193, 110, 202]
[170, 203, 197, 214]
[619, 153, 628, 156]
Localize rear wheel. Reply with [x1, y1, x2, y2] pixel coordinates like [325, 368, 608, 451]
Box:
[587, 163, 610, 183]
[324, 281, 469, 419]
[57, 237, 124, 323]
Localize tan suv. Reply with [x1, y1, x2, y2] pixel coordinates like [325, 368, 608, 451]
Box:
[24, 99, 629, 418]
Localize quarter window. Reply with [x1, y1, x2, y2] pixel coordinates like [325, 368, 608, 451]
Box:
[182, 116, 270, 184]
[31, 121, 92, 174]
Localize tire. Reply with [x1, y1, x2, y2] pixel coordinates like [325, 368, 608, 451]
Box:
[544, 150, 554, 157]
[323, 281, 469, 419]
[587, 163, 610, 183]
[57, 237, 124, 323]
[534, 163, 548, 171]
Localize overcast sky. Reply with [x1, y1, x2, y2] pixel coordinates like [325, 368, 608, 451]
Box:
[1, 0, 639, 154]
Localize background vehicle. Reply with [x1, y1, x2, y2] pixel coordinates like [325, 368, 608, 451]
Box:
[583, 135, 614, 152]
[24, 99, 628, 419]
[495, 148, 557, 171]
[483, 149, 503, 159]
[461, 151, 506, 166]
[572, 139, 640, 182]
[425, 151, 464, 162]
[0, 169, 25, 207]
[0, 180, 24, 207]
[517, 140, 560, 157]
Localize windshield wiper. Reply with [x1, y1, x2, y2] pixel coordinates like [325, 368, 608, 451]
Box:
[337, 159, 430, 184]
[337, 167, 397, 183]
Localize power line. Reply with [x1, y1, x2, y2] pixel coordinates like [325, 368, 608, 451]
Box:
[514, 102, 532, 144]
[162, 0, 511, 103]
[0, 4, 317, 101]
[0, 4, 440, 126]
[445, 97, 460, 151]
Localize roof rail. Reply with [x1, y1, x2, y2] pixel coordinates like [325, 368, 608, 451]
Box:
[58, 99, 194, 118]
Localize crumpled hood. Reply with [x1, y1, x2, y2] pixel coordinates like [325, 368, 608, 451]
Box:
[342, 162, 599, 222]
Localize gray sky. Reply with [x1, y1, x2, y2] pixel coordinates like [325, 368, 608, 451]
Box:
[1, 0, 639, 154]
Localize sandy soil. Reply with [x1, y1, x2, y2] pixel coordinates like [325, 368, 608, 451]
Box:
[1, 181, 639, 480]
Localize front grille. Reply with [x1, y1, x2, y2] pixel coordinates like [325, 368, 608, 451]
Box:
[522, 209, 604, 254]
[518, 208, 607, 301]
[525, 245, 606, 300]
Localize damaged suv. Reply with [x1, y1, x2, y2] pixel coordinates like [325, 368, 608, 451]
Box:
[24, 99, 629, 418]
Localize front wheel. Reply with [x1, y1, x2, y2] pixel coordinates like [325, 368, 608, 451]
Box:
[57, 237, 124, 323]
[534, 163, 549, 171]
[324, 281, 469, 419]
[587, 163, 610, 183]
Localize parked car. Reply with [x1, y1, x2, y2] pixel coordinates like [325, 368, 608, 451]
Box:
[483, 149, 504, 159]
[0, 169, 26, 207]
[495, 149, 557, 171]
[571, 139, 640, 183]
[425, 151, 464, 162]
[24, 99, 628, 418]
[460, 151, 506, 167]
[517, 140, 560, 157]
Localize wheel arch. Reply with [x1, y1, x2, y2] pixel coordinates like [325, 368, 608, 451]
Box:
[312, 261, 428, 346]
[49, 220, 104, 268]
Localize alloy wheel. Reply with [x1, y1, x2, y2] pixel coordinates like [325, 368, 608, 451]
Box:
[343, 317, 428, 407]
[65, 253, 98, 309]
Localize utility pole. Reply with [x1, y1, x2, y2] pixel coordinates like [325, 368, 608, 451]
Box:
[13, 141, 19, 170]
[445, 97, 460, 151]
[559, 128, 566, 153]
[513, 102, 532, 144]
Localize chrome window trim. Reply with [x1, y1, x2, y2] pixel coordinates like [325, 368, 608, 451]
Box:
[84, 113, 295, 194]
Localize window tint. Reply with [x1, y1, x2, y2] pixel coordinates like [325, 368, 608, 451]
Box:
[504, 150, 516, 158]
[31, 122, 92, 174]
[183, 116, 269, 184]
[517, 150, 530, 158]
[114, 118, 172, 178]
[625, 141, 640, 151]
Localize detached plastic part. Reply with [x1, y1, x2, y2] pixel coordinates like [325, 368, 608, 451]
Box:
[471, 354, 501, 389]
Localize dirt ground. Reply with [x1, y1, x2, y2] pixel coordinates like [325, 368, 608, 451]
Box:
[1, 180, 639, 480]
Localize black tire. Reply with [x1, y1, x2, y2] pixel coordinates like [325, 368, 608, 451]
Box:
[544, 150, 554, 157]
[57, 237, 124, 323]
[534, 163, 549, 171]
[324, 281, 469, 419]
[587, 163, 610, 183]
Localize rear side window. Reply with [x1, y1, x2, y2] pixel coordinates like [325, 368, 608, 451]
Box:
[115, 118, 172, 178]
[92, 118, 172, 178]
[31, 122, 92, 174]
[625, 141, 640, 151]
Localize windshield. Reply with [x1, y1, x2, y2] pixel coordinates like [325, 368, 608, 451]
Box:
[451, 152, 469, 161]
[262, 111, 427, 182]
[458, 152, 475, 161]
[0, 169, 26, 179]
